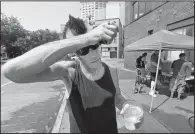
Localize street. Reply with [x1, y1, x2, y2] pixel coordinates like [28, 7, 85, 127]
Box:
[1, 72, 65, 133]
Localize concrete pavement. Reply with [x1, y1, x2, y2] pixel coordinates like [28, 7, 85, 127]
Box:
[120, 79, 194, 133]
[108, 59, 194, 133]
[1, 75, 66, 133]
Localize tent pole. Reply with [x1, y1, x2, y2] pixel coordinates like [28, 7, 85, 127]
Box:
[149, 48, 162, 113]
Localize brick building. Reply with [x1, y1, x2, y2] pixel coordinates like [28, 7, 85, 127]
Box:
[124, 1, 194, 69]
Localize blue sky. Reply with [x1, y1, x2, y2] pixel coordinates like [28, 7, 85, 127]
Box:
[1, 2, 81, 32]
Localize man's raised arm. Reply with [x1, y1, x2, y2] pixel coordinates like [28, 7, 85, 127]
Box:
[2, 33, 91, 83]
[2, 22, 118, 83]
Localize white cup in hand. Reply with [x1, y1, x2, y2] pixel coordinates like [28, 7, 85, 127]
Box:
[120, 103, 144, 131]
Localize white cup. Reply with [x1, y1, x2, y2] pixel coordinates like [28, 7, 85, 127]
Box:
[123, 105, 144, 131]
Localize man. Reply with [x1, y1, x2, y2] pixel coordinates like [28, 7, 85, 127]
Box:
[134, 53, 147, 93]
[169, 53, 186, 98]
[171, 58, 194, 100]
[2, 15, 143, 133]
[148, 50, 163, 97]
[136, 52, 147, 73]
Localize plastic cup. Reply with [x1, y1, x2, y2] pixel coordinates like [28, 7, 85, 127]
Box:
[123, 103, 144, 131]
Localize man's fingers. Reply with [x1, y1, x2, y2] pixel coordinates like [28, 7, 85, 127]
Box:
[105, 24, 118, 31]
[104, 29, 115, 36]
[102, 34, 112, 41]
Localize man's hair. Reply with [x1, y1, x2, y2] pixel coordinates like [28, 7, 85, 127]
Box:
[142, 52, 147, 57]
[63, 15, 87, 39]
[179, 53, 186, 58]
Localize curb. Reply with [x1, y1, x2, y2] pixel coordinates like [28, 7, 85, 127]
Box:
[51, 90, 67, 133]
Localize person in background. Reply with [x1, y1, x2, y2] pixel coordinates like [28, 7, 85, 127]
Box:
[136, 53, 147, 76]
[169, 53, 186, 98]
[171, 59, 194, 100]
[134, 53, 148, 93]
[148, 50, 163, 97]
[2, 15, 143, 133]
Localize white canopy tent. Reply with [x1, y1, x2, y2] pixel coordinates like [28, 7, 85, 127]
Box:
[124, 29, 194, 113]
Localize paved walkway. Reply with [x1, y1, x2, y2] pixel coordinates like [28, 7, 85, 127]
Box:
[120, 79, 194, 133]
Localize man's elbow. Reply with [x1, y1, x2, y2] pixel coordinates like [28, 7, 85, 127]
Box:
[2, 63, 23, 83]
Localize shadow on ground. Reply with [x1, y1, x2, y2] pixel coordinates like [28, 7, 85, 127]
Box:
[142, 104, 194, 133]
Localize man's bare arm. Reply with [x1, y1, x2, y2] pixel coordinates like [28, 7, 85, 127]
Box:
[10, 60, 76, 83]
[2, 35, 89, 83]
[2, 22, 118, 83]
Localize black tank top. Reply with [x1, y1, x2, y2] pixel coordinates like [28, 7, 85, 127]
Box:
[66, 62, 118, 133]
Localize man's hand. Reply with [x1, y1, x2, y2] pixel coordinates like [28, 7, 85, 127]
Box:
[120, 103, 130, 115]
[87, 21, 118, 46]
[120, 103, 144, 130]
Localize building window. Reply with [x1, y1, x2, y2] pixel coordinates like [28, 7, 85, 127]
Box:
[152, 2, 164, 9]
[102, 47, 108, 51]
[146, 2, 152, 12]
[102, 51, 110, 57]
[133, 2, 138, 20]
[184, 25, 193, 36]
[132, 1, 164, 21]
[139, 2, 146, 17]
[171, 25, 194, 37]
[168, 25, 194, 61]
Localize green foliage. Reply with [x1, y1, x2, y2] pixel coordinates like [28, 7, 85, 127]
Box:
[1, 13, 60, 58]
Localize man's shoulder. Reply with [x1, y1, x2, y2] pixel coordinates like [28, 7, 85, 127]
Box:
[103, 62, 118, 77]
[103, 62, 119, 88]
[103, 62, 117, 71]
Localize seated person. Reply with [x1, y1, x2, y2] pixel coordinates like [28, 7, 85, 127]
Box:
[171, 60, 194, 100]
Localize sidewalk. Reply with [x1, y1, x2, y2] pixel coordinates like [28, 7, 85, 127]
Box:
[107, 59, 194, 133]
[120, 79, 194, 133]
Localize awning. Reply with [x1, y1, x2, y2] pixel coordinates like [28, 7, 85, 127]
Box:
[124, 29, 194, 51]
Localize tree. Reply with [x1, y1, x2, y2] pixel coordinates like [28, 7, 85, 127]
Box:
[1, 13, 60, 57]
[1, 13, 26, 57]
[1, 13, 26, 46]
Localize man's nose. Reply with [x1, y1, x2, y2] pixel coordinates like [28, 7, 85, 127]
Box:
[89, 48, 99, 57]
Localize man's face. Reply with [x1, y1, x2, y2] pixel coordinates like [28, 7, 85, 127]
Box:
[66, 23, 102, 69]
